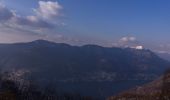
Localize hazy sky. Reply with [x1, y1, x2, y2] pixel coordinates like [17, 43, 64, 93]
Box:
[0, 0, 170, 52]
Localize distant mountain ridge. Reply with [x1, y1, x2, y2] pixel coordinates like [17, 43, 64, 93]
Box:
[0, 39, 169, 98]
[157, 52, 170, 61]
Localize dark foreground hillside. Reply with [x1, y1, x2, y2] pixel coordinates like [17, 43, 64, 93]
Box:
[107, 69, 170, 100]
[0, 73, 96, 100]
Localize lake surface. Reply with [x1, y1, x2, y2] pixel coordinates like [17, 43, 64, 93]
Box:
[55, 80, 151, 99]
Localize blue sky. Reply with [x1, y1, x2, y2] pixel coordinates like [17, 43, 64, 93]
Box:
[0, 0, 170, 52]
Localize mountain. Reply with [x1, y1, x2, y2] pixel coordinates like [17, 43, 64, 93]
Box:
[157, 52, 170, 61]
[0, 40, 169, 99]
[107, 69, 170, 100]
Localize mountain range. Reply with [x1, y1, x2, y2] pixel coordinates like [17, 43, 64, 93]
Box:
[157, 52, 170, 62]
[0, 40, 169, 99]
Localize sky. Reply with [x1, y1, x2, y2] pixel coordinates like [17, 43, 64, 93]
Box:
[0, 0, 170, 53]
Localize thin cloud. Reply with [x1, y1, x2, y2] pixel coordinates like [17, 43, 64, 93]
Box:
[0, 1, 66, 43]
[0, 1, 63, 29]
[0, 3, 14, 22]
[34, 1, 62, 20]
[118, 36, 141, 47]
